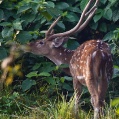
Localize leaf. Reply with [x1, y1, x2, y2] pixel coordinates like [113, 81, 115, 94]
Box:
[38, 72, 51, 77]
[46, 7, 62, 17]
[22, 79, 36, 91]
[26, 71, 38, 78]
[104, 8, 112, 20]
[0, 47, 7, 60]
[80, 0, 89, 11]
[46, 1, 55, 8]
[56, 2, 69, 10]
[111, 98, 119, 106]
[40, 62, 55, 72]
[0, 9, 4, 21]
[0, 22, 12, 27]
[59, 64, 69, 68]
[41, 11, 52, 21]
[45, 77, 56, 85]
[21, 13, 36, 23]
[13, 19, 23, 30]
[32, 63, 41, 70]
[90, 22, 98, 30]
[69, 7, 81, 13]
[66, 12, 79, 22]
[99, 22, 107, 32]
[64, 76, 73, 81]
[2, 27, 14, 38]
[103, 31, 114, 41]
[17, 5, 31, 14]
[67, 39, 79, 50]
[57, 22, 65, 30]
[62, 83, 72, 91]
[93, 9, 103, 23]
[16, 31, 32, 44]
[100, 0, 107, 4]
[113, 9, 119, 22]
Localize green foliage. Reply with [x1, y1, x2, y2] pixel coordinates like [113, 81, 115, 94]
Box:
[0, 0, 119, 117]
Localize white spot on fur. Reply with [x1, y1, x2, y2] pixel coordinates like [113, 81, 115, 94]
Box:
[59, 53, 62, 55]
[77, 76, 84, 80]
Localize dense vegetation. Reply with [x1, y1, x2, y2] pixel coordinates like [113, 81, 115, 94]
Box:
[0, 0, 119, 118]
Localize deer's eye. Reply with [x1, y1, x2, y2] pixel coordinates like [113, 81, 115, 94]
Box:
[39, 41, 44, 45]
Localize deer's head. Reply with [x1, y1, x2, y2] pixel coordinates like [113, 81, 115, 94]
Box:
[27, 0, 99, 56]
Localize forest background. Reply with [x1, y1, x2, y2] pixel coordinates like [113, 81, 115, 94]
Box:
[0, 0, 119, 118]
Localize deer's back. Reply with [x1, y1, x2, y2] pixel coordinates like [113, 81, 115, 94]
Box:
[70, 40, 113, 85]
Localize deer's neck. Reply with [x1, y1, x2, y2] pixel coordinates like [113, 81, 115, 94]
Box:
[46, 47, 74, 66]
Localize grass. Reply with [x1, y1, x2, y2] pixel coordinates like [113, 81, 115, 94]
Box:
[0, 89, 118, 119]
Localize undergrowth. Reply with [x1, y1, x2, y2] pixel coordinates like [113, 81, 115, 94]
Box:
[0, 88, 118, 119]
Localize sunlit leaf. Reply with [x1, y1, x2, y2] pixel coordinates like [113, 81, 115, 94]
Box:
[26, 71, 38, 78]
[38, 72, 51, 77]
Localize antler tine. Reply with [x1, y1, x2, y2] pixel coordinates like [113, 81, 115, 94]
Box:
[76, 8, 97, 33]
[85, 0, 99, 17]
[45, 16, 61, 38]
[48, 0, 98, 40]
[76, 0, 99, 33]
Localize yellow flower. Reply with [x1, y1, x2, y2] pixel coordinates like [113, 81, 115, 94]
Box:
[5, 74, 14, 86]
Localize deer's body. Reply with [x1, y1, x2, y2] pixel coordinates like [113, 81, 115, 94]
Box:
[25, 0, 113, 118]
[70, 40, 113, 118]
[28, 39, 113, 118]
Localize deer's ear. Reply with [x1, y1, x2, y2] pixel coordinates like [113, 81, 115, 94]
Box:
[52, 37, 69, 47]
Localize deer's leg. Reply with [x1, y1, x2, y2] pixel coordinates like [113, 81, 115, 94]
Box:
[85, 74, 100, 119]
[98, 76, 108, 117]
[73, 78, 82, 118]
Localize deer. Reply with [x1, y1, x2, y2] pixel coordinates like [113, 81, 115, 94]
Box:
[23, 0, 113, 118]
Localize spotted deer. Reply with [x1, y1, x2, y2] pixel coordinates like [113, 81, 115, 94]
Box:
[26, 0, 113, 118]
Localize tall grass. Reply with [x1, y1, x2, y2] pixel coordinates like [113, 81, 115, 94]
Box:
[0, 93, 118, 119]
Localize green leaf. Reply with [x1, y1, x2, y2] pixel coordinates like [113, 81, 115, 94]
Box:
[41, 11, 52, 21]
[57, 22, 65, 30]
[90, 22, 98, 30]
[111, 98, 119, 106]
[64, 76, 72, 81]
[59, 64, 69, 69]
[103, 31, 114, 41]
[46, 7, 62, 17]
[100, 0, 107, 4]
[99, 22, 107, 32]
[22, 79, 36, 91]
[13, 19, 23, 30]
[0, 47, 7, 60]
[0, 9, 4, 21]
[67, 39, 79, 50]
[32, 63, 41, 70]
[93, 9, 103, 23]
[113, 9, 119, 22]
[46, 1, 55, 8]
[66, 12, 79, 22]
[39, 62, 55, 72]
[26, 71, 38, 78]
[104, 8, 112, 20]
[62, 83, 72, 91]
[45, 77, 56, 85]
[0, 22, 12, 27]
[17, 5, 31, 14]
[69, 7, 81, 13]
[16, 31, 32, 44]
[2, 27, 14, 38]
[38, 72, 51, 77]
[21, 13, 36, 23]
[56, 2, 69, 10]
[80, 0, 89, 11]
